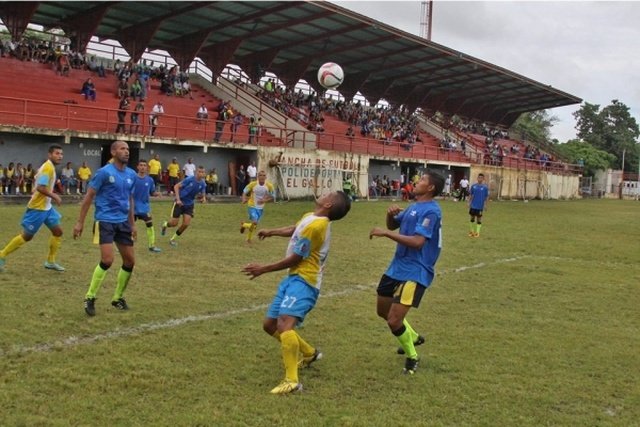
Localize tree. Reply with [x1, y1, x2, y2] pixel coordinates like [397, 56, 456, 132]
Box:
[573, 100, 639, 172]
[555, 139, 616, 177]
[509, 110, 558, 144]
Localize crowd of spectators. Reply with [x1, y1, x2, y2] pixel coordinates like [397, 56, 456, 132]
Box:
[0, 160, 92, 196]
[254, 79, 422, 149]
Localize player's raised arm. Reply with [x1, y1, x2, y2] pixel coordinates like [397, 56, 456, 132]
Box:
[258, 225, 296, 240]
[242, 252, 303, 279]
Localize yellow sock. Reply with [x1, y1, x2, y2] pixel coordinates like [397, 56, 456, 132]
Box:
[280, 330, 299, 382]
[47, 235, 62, 263]
[247, 223, 257, 241]
[294, 331, 315, 357]
[1, 234, 27, 258]
[403, 319, 418, 342]
[476, 223, 482, 235]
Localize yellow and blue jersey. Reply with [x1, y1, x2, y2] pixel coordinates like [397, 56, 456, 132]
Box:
[286, 213, 331, 290]
[90, 163, 136, 222]
[243, 180, 274, 209]
[385, 200, 442, 287]
[27, 160, 56, 211]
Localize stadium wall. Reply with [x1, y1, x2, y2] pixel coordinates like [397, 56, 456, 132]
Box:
[471, 165, 580, 200]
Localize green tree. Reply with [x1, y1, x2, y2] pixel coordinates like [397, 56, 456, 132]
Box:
[555, 139, 616, 177]
[573, 100, 639, 172]
[509, 110, 558, 144]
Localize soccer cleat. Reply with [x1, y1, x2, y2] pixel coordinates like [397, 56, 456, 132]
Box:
[269, 379, 302, 395]
[111, 298, 129, 311]
[169, 239, 177, 247]
[397, 335, 426, 355]
[148, 246, 162, 253]
[84, 298, 96, 316]
[403, 357, 419, 375]
[299, 349, 323, 368]
[473, 233, 480, 238]
[0, 257, 5, 272]
[468, 231, 475, 237]
[240, 222, 245, 234]
[44, 261, 66, 272]
[161, 221, 168, 236]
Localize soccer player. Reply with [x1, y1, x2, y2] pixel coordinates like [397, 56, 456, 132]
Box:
[73, 140, 137, 317]
[0, 144, 65, 272]
[161, 165, 206, 247]
[369, 170, 444, 375]
[242, 191, 351, 394]
[133, 159, 162, 253]
[240, 170, 274, 243]
[468, 173, 490, 237]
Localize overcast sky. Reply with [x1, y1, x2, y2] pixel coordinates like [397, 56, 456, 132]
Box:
[334, 1, 640, 142]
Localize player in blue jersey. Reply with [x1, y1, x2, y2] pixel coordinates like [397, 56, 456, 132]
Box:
[73, 140, 138, 316]
[132, 159, 161, 253]
[369, 170, 444, 375]
[161, 165, 206, 246]
[468, 173, 490, 238]
[0, 144, 65, 272]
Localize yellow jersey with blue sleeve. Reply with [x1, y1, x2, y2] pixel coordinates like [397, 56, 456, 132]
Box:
[286, 213, 331, 290]
[27, 159, 56, 211]
[244, 180, 274, 209]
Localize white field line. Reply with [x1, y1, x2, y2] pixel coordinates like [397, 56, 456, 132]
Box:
[0, 255, 614, 358]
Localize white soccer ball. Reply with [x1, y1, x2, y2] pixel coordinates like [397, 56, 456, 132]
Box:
[317, 62, 344, 90]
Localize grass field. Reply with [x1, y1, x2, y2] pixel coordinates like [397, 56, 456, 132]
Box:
[0, 198, 638, 426]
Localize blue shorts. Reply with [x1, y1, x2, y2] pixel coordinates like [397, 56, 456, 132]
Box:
[266, 275, 320, 322]
[21, 208, 62, 236]
[93, 221, 134, 246]
[248, 207, 263, 223]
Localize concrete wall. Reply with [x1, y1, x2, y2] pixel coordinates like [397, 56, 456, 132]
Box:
[0, 132, 258, 190]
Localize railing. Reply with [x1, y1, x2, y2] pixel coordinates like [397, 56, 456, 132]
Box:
[0, 95, 583, 174]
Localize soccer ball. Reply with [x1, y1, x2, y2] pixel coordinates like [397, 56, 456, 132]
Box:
[317, 62, 344, 90]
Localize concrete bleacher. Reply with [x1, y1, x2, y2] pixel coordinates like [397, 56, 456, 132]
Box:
[0, 56, 263, 144]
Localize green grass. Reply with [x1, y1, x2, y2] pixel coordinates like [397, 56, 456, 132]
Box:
[0, 198, 638, 426]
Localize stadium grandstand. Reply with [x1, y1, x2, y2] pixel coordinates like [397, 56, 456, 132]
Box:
[0, 1, 583, 201]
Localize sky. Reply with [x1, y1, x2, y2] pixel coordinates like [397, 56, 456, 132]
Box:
[333, 1, 640, 142]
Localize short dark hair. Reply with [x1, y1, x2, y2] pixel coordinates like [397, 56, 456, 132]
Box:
[138, 159, 147, 164]
[328, 191, 351, 221]
[48, 144, 62, 153]
[425, 170, 445, 197]
[478, 173, 485, 177]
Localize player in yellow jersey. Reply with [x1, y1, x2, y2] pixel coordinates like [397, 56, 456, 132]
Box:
[240, 170, 274, 243]
[243, 191, 351, 394]
[0, 144, 66, 272]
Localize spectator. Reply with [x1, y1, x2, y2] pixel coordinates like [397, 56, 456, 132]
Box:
[196, 103, 208, 123]
[81, 78, 96, 101]
[230, 113, 243, 143]
[167, 157, 180, 195]
[116, 95, 130, 134]
[183, 157, 196, 178]
[247, 161, 257, 182]
[248, 116, 258, 145]
[23, 163, 35, 194]
[149, 101, 164, 136]
[205, 168, 219, 195]
[117, 79, 128, 99]
[60, 162, 77, 195]
[77, 161, 92, 194]
[130, 100, 144, 134]
[236, 165, 246, 195]
[129, 79, 142, 101]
